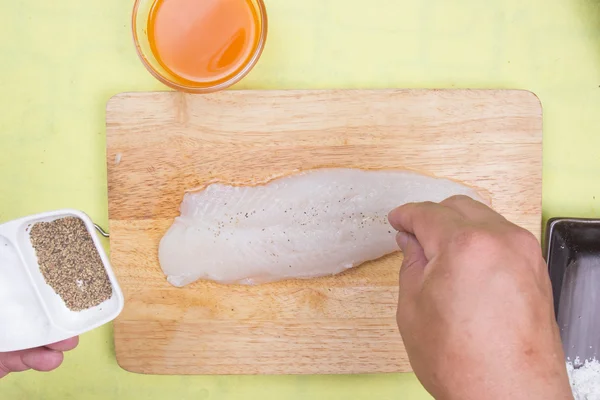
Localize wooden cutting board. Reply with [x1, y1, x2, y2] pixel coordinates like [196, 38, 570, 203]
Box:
[106, 89, 542, 375]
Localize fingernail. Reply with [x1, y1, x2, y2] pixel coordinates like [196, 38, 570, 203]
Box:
[396, 231, 409, 251]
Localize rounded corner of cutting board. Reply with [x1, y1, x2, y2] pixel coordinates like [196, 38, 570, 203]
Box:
[516, 89, 544, 116]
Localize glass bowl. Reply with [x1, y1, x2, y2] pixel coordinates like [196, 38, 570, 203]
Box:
[132, 0, 268, 93]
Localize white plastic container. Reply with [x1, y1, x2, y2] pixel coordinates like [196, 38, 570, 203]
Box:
[0, 209, 124, 352]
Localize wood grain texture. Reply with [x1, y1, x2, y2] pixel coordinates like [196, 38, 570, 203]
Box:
[106, 89, 542, 375]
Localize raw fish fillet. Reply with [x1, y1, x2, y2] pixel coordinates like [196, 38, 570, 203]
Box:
[159, 168, 485, 286]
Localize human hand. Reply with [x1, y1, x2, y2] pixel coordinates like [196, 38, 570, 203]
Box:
[0, 337, 79, 379]
[388, 196, 572, 400]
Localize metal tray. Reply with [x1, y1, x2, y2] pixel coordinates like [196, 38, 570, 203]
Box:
[545, 217, 600, 364]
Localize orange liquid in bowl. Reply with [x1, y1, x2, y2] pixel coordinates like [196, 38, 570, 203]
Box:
[147, 0, 260, 85]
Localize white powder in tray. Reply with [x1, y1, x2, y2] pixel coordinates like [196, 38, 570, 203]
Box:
[567, 358, 600, 400]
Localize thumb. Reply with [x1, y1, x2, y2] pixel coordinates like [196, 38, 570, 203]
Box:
[396, 232, 427, 302]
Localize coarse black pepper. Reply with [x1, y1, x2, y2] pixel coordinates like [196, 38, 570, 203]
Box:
[29, 217, 112, 312]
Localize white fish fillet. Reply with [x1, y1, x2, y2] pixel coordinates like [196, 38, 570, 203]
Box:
[159, 168, 485, 286]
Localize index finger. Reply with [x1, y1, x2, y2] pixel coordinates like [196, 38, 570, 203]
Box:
[388, 201, 463, 259]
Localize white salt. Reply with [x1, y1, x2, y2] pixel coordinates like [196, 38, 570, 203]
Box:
[0, 235, 50, 350]
[567, 358, 600, 400]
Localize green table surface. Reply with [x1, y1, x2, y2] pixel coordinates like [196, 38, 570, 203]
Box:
[1, 0, 599, 398]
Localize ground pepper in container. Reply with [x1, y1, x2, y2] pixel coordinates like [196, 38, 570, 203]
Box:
[29, 217, 112, 311]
